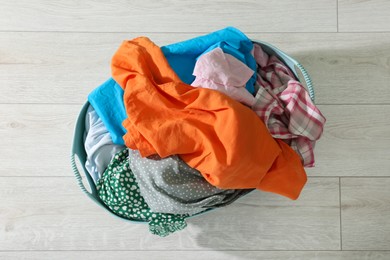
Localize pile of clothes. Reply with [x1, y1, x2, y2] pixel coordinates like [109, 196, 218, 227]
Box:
[83, 27, 326, 237]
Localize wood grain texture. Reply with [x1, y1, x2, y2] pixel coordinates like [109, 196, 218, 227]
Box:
[339, 0, 390, 32]
[2, 0, 390, 256]
[2, 32, 390, 105]
[0, 0, 336, 33]
[0, 32, 197, 104]
[249, 33, 390, 105]
[341, 178, 390, 250]
[1, 104, 388, 177]
[307, 105, 390, 177]
[2, 251, 390, 260]
[0, 177, 340, 250]
[0, 104, 79, 177]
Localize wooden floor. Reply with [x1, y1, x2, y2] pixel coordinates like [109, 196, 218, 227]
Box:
[1, 1, 390, 259]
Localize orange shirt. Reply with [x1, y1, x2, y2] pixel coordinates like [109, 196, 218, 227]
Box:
[111, 37, 307, 200]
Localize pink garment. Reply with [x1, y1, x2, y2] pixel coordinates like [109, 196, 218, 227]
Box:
[252, 44, 326, 167]
[191, 47, 256, 107]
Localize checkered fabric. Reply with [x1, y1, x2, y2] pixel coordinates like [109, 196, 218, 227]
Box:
[252, 46, 326, 167]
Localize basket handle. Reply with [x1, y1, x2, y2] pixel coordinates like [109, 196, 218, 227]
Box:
[70, 153, 93, 197]
[70, 102, 102, 203]
[294, 63, 315, 102]
[71, 151, 107, 205]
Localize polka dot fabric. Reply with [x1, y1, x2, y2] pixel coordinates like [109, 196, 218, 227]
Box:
[96, 149, 188, 237]
[129, 149, 252, 215]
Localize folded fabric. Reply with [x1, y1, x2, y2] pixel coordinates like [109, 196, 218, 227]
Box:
[88, 78, 127, 145]
[129, 149, 252, 215]
[162, 26, 257, 94]
[252, 43, 326, 167]
[88, 27, 257, 145]
[191, 47, 256, 107]
[111, 36, 307, 200]
[97, 149, 190, 237]
[84, 105, 125, 183]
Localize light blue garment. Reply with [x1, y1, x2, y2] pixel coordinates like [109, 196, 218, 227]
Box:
[88, 78, 127, 145]
[88, 27, 256, 144]
[84, 105, 125, 183]
[162, 26, 256, 94]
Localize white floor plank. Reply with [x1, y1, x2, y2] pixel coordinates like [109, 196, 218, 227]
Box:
[2, 32, 390, 105]
[0, 0, 336, 33]
[0, 32, 196, 105]
[341, 178, 390, 250]
[255, 33, 390, 105]
[1, 251, 390, 260]
[1, 104, 388, 177]
[307, 105, 390, 177]
[0, 104, 80, 177]
[0, 177, 340, 250]
[339, 0, 390, 32]
[2, 0, 390, 255]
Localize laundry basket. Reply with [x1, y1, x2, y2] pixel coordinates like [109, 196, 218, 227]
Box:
[70, 40, 315, 223]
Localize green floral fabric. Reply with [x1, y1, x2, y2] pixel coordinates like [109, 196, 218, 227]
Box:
[96, 149, 189, 237]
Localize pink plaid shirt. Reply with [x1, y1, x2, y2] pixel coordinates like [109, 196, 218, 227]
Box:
[252, 44, 326, 167]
